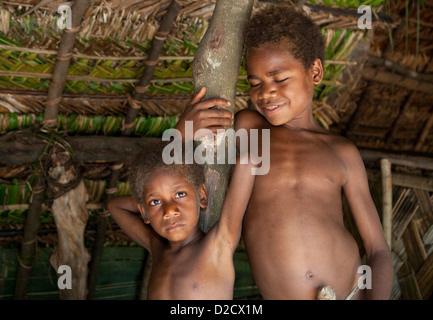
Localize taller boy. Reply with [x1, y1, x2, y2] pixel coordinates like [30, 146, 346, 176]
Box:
[176, 4, 392, 299]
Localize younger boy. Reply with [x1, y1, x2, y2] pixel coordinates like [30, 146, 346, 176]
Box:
[107, 140, 256, 299]
[175, 4, 393, 299]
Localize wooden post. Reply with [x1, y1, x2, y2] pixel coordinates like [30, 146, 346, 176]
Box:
[122, 0, 182, 136]
[43, 0, 91, 128]
[193, 0, 254, 231]
[381, 158, 392, 248]
[87, 162, 123, 299]
[49, 180, 90, 300]
[44, 144, 90, 300]
[13, 172, 44, 300]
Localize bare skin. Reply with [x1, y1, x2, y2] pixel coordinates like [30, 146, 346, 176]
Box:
[176, 42, 392, 299]
[108, 157, 255, 300]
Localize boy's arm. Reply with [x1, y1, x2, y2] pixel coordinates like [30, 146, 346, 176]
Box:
[214, 153, 256, 254]
[342, 143, 393, 300]
[174, 87, 233, 142]
[107, 195, 153, 251]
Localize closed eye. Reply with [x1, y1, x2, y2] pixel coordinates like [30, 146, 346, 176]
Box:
[248, 81, 261, 88]
[275, 78, 289, 83]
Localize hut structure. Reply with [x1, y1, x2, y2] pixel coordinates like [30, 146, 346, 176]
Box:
[0, 0, 432, 301]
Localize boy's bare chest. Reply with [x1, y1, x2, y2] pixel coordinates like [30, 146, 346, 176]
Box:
[263, 129, 347, 188]
[147, 245, 228, 299]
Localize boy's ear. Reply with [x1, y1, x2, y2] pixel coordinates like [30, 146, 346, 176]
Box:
[311, 58, 323, 85]
[198, 184, 208, 209]
[137, 203, 150, 224]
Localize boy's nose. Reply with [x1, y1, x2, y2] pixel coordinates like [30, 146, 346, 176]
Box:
[162, 203, 180, 219]
[259, 83, 277, 99]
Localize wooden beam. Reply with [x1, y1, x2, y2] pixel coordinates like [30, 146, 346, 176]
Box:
[0, 132, 161, 165]
[392, 173, 433, 192]
[397, 260, 423, 300]
[402, 220, 427, 271]
[416, 251, 433, 299]
[381, 158, 392, 248]
[2, 133, 433, 169]
[123, 0, 182, 136]
[360, 148, 433, 170]
[43, 0, 92, 128]
[361, 67, 433, 94]
[385, 92, 416, 146]
[303, 2, 395, 24]
[413, 189, 433, 244]
[368, 56, 433, 84]
[415, 109, 433, 152]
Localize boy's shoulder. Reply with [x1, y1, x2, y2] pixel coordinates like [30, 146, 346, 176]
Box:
[322, 131, 363, 161]
[234, 109, 268, 130]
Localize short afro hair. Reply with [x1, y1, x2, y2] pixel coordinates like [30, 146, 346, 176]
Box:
[128, 140, 205, 207]
[244, 4, 326, 70]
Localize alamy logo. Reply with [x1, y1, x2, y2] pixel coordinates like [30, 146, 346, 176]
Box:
[57, 265, 72, 289]
[57, 5, 72, 30]
[358, 265, 372, 289]
[162, 121, 270, 175]
[358, 5, 372, 30]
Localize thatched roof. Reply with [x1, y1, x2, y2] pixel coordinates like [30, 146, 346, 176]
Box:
[0, 0, 432, 300]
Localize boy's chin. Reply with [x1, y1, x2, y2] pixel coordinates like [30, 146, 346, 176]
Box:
[262, 114, 287, 127]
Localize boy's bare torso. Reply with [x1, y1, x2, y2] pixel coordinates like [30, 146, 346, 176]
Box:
[239, 110, 363, 300]
[147, 231, 235, 300]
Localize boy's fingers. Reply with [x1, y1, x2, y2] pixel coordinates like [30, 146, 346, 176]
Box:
[195, 109, 233, 127]
[189, 87, 207, 105]
[194, 126, 228, 139]
[198, 114, 233, 128]
[194, 98, 231, 111]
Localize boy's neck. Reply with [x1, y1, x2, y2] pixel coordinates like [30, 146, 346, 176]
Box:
[281, 109, 326, 133]
[167, 229, 205, 252]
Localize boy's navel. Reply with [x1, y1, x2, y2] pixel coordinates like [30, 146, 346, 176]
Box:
[306, 271, 314, 279]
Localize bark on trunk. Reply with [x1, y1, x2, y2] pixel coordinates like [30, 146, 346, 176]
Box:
[43, 0, 91, 128]
[49, 180, 90, 300]
[193, 0, 254, 232]
[45, 145, 90, 300]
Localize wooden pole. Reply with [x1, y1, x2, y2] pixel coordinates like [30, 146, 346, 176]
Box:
[43, 0, 91, 128]
[13, 172, 44, 300]
[192, 0, 254, 231]
[122, 0, 182, 136]
[46, 144, 90, 300]
[381, 158, 392, 248]
[86, 162, 123, 299]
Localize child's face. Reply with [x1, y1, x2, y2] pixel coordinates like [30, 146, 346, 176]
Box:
[137, 168, 207, 243]
[246, 42, 322, 127]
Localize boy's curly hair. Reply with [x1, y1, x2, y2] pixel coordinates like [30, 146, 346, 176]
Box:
[128, 140, 205, 207]
[244, 4, 326, 70]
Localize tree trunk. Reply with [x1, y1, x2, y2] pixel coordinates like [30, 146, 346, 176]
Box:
[50, 180, 90, 300]
[193, 0, 254, 232]
[45, 144, 90, 300]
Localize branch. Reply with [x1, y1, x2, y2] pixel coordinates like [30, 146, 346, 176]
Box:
[0, 131, 161, 165]
[123, 0, 182, 136]
[43, 0, 91, 128]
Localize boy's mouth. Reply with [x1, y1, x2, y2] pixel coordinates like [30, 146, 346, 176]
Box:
[165, 223, 184, 232]
[264, 105, 279, 111]
[261, 103, 283, 114]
